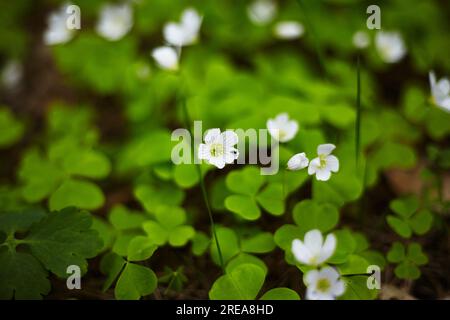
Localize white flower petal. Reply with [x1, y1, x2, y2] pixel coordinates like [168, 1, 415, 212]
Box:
[208, 156, 226, 169]
[204, 128, 221, 144]
[352, 31, 370, 49]
[287, 152, 309, 170]
[221, 130, 238, 147]
[304, 269, 319, 286]
[96, 4, 133, 41]
[198, 143, 210, 160]
[163, 22, 186, 46]
[317, 233, 336, 264]
[317, 143, 336, 156]
[375, 31, 406, 63]
[181, 8, 202, 35]
[319, 266, 340, 283]
[308, 157, 320, 175]
[224, 147, 239, 164]
[247, 0, 277, 26]
[326, 155, 339, 173]
[151, 46, 179, 71]
[437, 78, 450, 96]
[292, 239, 313, 265]
[275, 112, 289, 123]
[331, 279, 346, 297]
[303, 229, 323, 257]
[274, 21, 304, 40]
[315, 168, 331, 181]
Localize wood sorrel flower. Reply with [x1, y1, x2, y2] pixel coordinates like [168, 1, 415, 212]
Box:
[163, 8, 202, 47]
[429, 71, 450, 112]
[267, 113, 299, 143]
[375, 31, 406, 63]
[304, 267, 345, 300]
[96, 3, 133, 41]
[44, 4, 75, 45]
[287, 152, 309, 170]
[274, 21, 304, 40]
[308, 144, 339, 181]
[292, 229, 336, 266]
[198, 129, 239, 169]
[151, 46, 179, 71]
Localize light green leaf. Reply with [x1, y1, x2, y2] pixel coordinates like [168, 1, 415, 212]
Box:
[386, 215, 412, 238]
[115, 262, 157, 300]
[209, 264, 266, 300]
[225, 194, 260, 220]
[241, 232, 275, 254]
[260, 288, 300, 300]
[49, 178, 105, 211]
[127, 236, 157, 261]
[256, 183, 284, 216]
[293, 200, 339, 234]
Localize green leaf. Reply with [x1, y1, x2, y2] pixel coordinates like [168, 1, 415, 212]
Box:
[143, 221, 169, 246]
[340, 276, 378, 300]
[260, 288, 300, 300]
[241, 232, 275, 254]
[210, 227, 240, 265]
[329, 229, 356, 264]
[226, 253, 268, 275]
[173, 164, 199, 188]
[338, 255, 370, 275]
[0, 107, 24, 148]
[407, 243, 428, 266]
[169, 225, 195, 247]
[134, 183, 184, 214]
[390, 197, 419, 218]
[62, 149, 111, 179]
[209, 264, 266, 300]
[409, 209, 433, 235]
[49, 178, 105, 211]
[387, 242, 405, 263]
[0, 250, 50, 299]
[225, 194, 260, 220]
[191, 232, 210, 256]
[395, 261, 421, 280]
[386, 215, 412, 238]
[292, 200, 339, 234]
[256, 183, 284, 215]
[25, 207, 103, 277]
[19, 149, 64, 203]
[127, 236, 157, 261]
[100, 252, 126, 292]
[0, 207, 46, 234]
[115, 262, 157, 300]
[108, 205, 148, 231]
[226, 167, 264, 196]
[274, 224, 302, 250]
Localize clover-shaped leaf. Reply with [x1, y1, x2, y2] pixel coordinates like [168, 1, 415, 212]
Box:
[114, 262, 157, 300]
[260, 288, 301, 300]
[210, 227, 276, 267]
[143, 206, 195, 247]
[134, 182, 184, 214]
[387, 197, 433, 238]
[293, 200, 339, 234]
[225, 167, 284, 220]
[0, 107, 24, 148]
[387, 242, 428, 280]
[209, 264, 266, 300]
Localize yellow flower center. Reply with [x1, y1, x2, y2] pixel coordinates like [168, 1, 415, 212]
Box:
[210, 143, 224, 157]
[318, 154, 328, 169]
[317, 278, 331, 293]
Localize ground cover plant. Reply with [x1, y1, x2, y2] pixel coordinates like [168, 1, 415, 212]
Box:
[0, 0, 449, 300]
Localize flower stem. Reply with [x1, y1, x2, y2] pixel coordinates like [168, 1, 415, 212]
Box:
[355, 54, 362, 164]
[179, 96, 224, 271]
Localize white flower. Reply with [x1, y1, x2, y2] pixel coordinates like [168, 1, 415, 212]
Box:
[291, 229, 336, 266]
[163, 8, 202, 47]
[352, 31, 370, 49]
[1, 60, 22, 90]
[308, 144, 339, 181]
[198, 129, 239, 169]
[429, 71, 450, 113]
[375, 31, 406, 63]
[304, 267, 345, 300]
[151, 46, 179, 71]
[247, 0, 277, 26]
[267, 113, 299, 143]
[96, 3, 133, 41]
[287, 153, 309, 171]
[43, 4, 74, 45]
[274, 21, 304, 40]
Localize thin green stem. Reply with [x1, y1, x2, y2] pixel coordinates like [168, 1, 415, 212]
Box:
[179, 96, 224, 270]
[295, 0, 327, 79]
[355, 54, 362, 164]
